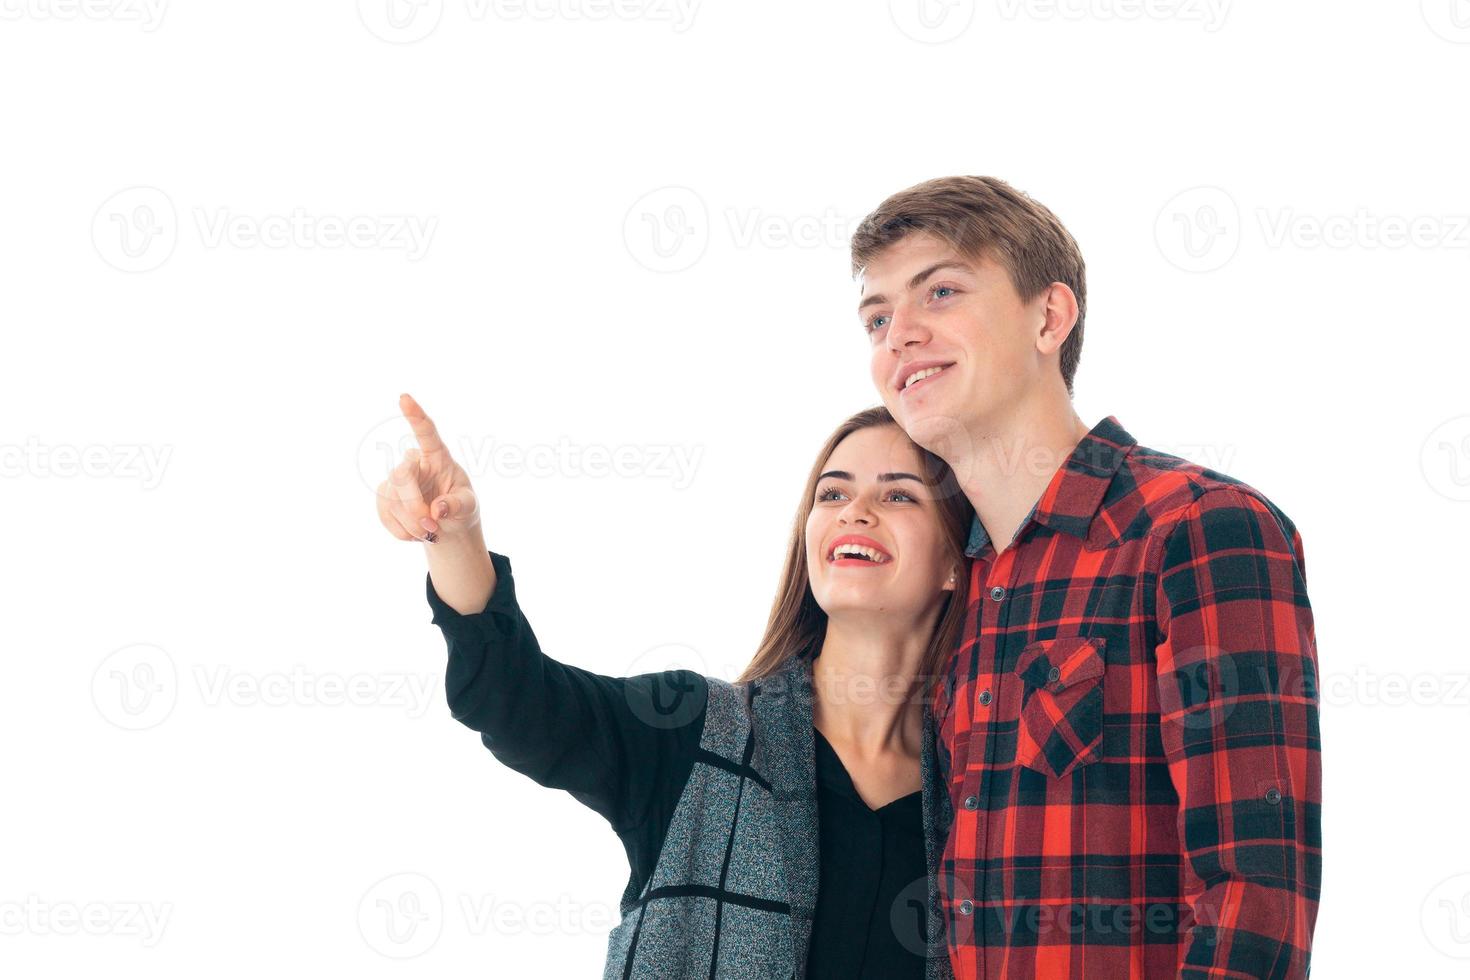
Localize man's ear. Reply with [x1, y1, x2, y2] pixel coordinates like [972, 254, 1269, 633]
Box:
[1035, 281, 1080, 356]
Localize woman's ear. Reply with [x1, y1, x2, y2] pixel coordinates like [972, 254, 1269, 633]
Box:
[943, 567, 958, 591]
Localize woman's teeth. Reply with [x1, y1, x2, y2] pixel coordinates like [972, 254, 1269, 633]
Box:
[831, 543, 890, 563]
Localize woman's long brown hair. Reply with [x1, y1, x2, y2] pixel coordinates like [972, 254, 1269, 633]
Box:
[734, 406, 975, 707]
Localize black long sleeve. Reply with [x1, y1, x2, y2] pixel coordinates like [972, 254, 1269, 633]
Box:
[426, 550, 707, 898]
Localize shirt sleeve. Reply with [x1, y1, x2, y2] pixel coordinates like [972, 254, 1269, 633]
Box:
[1151, 488, 1321, 979]
[426, 550, 707, 849]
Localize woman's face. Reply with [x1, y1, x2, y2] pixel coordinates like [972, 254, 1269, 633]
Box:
[804, 424, 957, 621]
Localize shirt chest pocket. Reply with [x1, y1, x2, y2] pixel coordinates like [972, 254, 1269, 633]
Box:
[1014, 636, 1106, 778]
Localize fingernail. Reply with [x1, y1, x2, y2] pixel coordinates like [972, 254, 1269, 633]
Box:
[420, 517, 436, 532]
[437, 501, 449, 518]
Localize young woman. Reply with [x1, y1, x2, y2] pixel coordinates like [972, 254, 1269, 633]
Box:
[376, 394, 972, 979]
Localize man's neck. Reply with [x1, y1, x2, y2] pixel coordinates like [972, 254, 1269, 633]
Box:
[950, 390, 1093, 557]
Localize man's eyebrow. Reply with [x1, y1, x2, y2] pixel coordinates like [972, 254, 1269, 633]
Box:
[816, 470, 924, 483]
[857, 261, 974, 313]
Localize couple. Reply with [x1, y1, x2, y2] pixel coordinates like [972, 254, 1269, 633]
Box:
[376, 176, 1322, 979]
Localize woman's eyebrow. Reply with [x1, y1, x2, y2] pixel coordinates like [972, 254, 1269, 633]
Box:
[816, 470, 923, 483]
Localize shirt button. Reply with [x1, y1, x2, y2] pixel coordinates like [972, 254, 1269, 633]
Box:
[1264, 787, 1282, 805]
[958, 900, 974, 916]
[1047, 666, 1061, 683]
[989, 586, 1005, 602]
[977, 689, 992, 706]
[964, 795, 979, 810]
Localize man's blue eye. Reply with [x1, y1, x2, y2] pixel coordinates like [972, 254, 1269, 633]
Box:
[932, 286, 954, 299]
[867, 315, 890, 333]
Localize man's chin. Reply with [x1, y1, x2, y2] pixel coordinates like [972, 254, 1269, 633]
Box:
[896, 407, 973, 468]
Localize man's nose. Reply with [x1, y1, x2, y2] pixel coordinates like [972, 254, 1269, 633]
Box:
[886, 303, 929, 351]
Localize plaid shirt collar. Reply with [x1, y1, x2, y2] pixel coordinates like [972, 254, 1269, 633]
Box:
[963, 415, 1137, 558]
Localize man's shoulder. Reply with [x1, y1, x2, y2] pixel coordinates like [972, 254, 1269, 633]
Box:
[1106, 439, 1300, 546]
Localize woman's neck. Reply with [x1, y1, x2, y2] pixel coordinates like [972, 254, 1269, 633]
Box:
[809, 612, 933, 760]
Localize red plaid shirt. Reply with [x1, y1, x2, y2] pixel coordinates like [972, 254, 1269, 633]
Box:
[936, 416, 1320, 979]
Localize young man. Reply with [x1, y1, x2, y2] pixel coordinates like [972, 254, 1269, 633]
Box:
[852, 177, 1321, 979]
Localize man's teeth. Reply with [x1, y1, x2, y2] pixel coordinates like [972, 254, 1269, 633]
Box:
[831, 543, 890, 563]
[903, 365, 945, 389]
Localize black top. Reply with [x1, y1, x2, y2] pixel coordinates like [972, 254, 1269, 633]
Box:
[427, 551, 927, 978]
[806, 728, 927, 979]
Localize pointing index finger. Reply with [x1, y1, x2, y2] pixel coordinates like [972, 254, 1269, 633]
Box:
[399, 392, 447, 458]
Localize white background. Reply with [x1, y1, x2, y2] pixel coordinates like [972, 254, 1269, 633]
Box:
[4, 0, 1469, 976]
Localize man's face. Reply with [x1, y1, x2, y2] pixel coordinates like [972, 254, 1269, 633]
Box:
[859, 231, 1049, 451]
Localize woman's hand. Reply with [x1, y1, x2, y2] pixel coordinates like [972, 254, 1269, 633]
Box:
[377, 393, 496, 615]
[376, 393, 480, 543]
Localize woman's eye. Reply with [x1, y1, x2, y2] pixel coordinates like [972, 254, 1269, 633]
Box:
[816, 486, 848, 502]
[887, 490, 916, 502]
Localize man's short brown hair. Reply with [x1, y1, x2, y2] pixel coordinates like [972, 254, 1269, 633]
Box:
[850, 176, 1087, 394]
